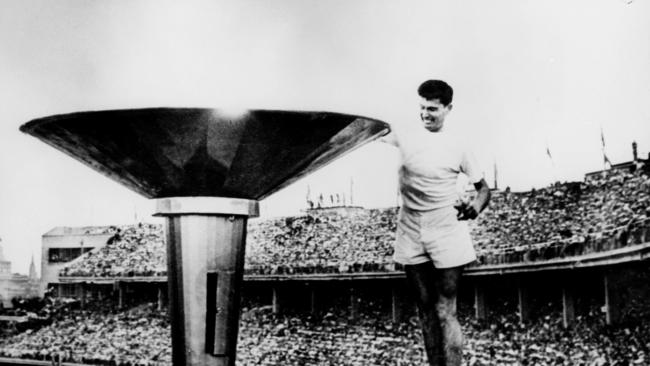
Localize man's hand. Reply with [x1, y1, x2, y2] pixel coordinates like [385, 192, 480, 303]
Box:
[455, 178, 491, 221]
[454, 201, 479, 220]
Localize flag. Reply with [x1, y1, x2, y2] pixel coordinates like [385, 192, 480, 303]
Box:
[545, 143, 558, 182]
[600, 126, 611, 168]
[604, 154, 611, 166]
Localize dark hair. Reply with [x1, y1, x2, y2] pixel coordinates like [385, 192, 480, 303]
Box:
[417, 80, 453, 106]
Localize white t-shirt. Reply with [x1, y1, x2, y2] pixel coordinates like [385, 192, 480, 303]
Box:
[386, 123, 482, 211]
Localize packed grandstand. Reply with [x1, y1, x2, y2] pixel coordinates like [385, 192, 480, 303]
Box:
[1, 164, 650, 365]
[57, 165, 650, 278]
[2, 282, 650, 365]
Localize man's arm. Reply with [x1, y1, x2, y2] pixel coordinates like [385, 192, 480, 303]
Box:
[457, 178, 491, 220]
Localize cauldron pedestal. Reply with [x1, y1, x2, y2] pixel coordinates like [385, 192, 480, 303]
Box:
[156, 197, 258, 366]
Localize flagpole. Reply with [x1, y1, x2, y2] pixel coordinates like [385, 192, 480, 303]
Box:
[545, 141, 558, 183]
[493, 159, 498, 190]
[306, 184, 312, 209]
[600, 126, 610, 170]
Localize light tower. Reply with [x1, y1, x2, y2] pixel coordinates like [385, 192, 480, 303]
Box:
[21, 108, 389, 366]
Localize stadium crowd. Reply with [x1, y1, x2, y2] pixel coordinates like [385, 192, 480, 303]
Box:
[245, 208, 397, 275]
[3, 165, 649, 365]
[58, 166, 650, 277]
[60, 224, 166, 277]
[237, 305, 650, 366]
[474, 167, 650, 265]
[0, 299, 170, 365]
[1, 293, 649, 366]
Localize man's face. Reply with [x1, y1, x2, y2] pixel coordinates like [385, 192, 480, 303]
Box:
[420, 97, 452, 132]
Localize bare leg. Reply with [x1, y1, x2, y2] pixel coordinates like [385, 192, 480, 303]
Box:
[406, 262, 444, 366]
[434, 267, 463, 366]
[406, 262, 464, 366]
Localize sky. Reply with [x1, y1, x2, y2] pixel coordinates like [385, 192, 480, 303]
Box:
[1, 0, 649, 275]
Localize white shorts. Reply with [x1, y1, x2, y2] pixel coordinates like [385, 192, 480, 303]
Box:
[393, 205, 477, 268]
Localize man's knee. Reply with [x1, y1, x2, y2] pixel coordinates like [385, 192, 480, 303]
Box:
[435, 298, 457, 321]
[438, 279, 458, 299]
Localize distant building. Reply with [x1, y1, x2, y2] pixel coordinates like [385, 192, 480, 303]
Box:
[585, 157, 648, 182]
[585, 144, 649, 182]
[40, 226, 114, 297]
[0, 239, 39, 307]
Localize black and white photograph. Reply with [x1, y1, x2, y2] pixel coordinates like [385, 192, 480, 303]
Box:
[1, 1, 650, 365]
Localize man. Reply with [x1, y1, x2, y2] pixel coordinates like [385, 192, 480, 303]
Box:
[384, 79, 491, 366]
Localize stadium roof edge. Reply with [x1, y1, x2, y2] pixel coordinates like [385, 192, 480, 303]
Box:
[43, 226, 115, 237]
[584, 158, 647, 177]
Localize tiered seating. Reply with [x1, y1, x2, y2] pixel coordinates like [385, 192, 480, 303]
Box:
[244, 208, 397, 274]
[0, 300, 170, 365]
[2, 297, 649, 365]
[473, 168, 650, 265]
[59, 168, 650, 277]
[60, 224, 166, 277]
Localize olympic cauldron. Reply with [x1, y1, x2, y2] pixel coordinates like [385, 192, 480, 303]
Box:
[20, 108, 389, 366]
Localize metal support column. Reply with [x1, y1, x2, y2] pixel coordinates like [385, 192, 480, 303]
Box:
[474, 282, 487, 320]
[604, 272, 621, 325]
[562, 284, 575, 328]
[517, 279, 530, 323]
[391, 283, 404, 323]
[349, 286, 359, 320]
[272, 286, 281, 315]
[156, 197, 258, 366]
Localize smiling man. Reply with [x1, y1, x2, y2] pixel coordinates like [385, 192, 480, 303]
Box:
[385, 79, 491, 366]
